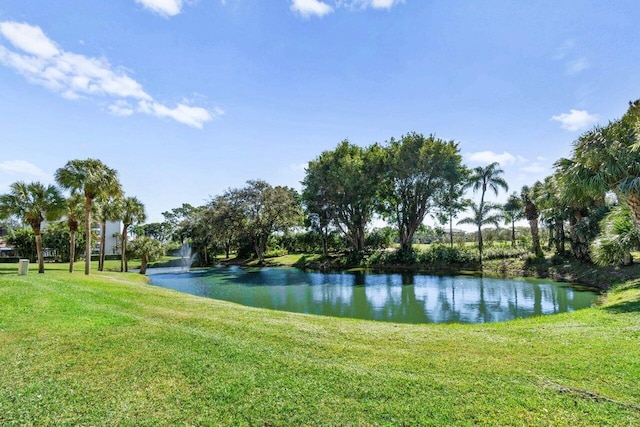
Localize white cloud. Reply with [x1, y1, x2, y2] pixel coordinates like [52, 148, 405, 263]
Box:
[135, 0, 185, 17]
[138, 100, 218, 129]
[465, 151, 519, 166]
[0, 22, 59, 58]
[0, 160, 50, 180]
[554, 39, 589, 76]
[0, 21, 218, 128]
[348, 0, 405, 9]
[291, 0, 334, 18]
[566, 57, 589, 75]
[108, 100, 135, 117]
[291, 0, 404, 17]
[551, 109, 599, 132]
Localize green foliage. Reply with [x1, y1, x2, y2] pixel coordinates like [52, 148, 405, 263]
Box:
[42, 221, 81, 262]
[0, 181, 65, 230]
[364, 227, 394, 250]
[127, 236, 165, 274]
[0, 181, 66, 273]
[5, 228, 36, 261]
[264, 248, 288, 258]
[591, 205, 640, 266]
[55, 158, 122, 275]
[137, 222, 173, 243]
[302, 140, 383, 252]
[378, 133, 465, 251]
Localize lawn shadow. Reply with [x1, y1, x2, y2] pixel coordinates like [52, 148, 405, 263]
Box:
[603, 280, 640, 314]
[603, 299, 640, 313]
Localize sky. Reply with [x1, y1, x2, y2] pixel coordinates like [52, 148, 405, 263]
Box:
[1, 1, 639, 225]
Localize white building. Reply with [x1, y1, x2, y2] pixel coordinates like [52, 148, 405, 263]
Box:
[93, 220, 122, 255]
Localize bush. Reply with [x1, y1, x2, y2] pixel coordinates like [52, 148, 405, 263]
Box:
[264, 248, 288, 258]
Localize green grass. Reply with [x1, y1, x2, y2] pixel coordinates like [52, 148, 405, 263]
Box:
[1, 262, 639, 425]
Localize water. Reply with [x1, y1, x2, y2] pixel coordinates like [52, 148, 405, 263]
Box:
[148, 266, 598, 324]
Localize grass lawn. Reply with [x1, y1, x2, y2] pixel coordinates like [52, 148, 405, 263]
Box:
[0, 262, 639, 425]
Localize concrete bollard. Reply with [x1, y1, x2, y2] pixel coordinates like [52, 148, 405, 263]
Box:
[18, 259, 29, 275]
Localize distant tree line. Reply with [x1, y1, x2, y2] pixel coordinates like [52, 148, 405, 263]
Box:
[3, 100, 639, 272]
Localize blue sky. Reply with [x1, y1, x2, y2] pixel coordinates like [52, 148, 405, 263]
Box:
[1, 1, 639, 224]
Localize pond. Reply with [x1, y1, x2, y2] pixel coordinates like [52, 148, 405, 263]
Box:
[148, 266, 598, 324]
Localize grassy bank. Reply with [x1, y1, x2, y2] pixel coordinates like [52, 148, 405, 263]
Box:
[1, 263, 639, 425]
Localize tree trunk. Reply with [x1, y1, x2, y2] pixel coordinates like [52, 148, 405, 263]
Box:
[121, 224, 128, 272]
[569, 210, 589, 260]
[450, 215, 454, 248]
[628, 190, 640, 231]
[140, 254, 148, 275]
[99, 221, 106, 271]
[34, 226, 44, 274]
[554, 222, 564, 254]
[529, 219, 542, 257]
[511, 220, 516, 247]
[69, 230, 75, 273]
[477, 223, 483, 265]
[254, 234, 266, 262]
[84, 196, 92, 275]
[322, 232, 328, 256]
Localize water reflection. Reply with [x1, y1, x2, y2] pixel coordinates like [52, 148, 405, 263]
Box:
[149, 266, 597, 324]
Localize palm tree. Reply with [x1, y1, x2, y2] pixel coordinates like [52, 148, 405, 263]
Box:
[532, 176, 567, 253]
[94, 196, 122, 271]
[520, 185, 543, 257]
[555, 159, 606, 260]
[457, 201, 502, 264]
[120, 196, 146, 272]
[65, 193, 84, 273]
[590, 205, 639, 266]
[465, 162, 509, 258]
[55, 159, 122, 275]
[561, 100, 640, 230]
[502, 192, 523, 247]
[466, 162, 509, 211]
[0, 182, 65, 273]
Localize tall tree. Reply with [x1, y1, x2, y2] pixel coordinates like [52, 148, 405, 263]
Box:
[466, 162, 509, 211]
[559, 100, 640, 230]
[235, 180, 302, 262]
[0, 182, 65, 273]
[55, 159, 122, 275]
[435, 166, 471, 248]
[206, 194, 245, 259]
[520, 185, 543, 257]
[65, 193, 84, 273]
[379, 133, 464, 252]
[502, 192, 523, 247]
[457, 201, 502, 263]
[533, 176, 567, 253]
[302, 140, 383, 252]
[119, 196, 146, 272]
[465, 162, 509, 258]
[555, 160, 606, 260]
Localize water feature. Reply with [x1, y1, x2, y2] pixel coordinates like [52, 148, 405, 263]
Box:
[148, 266, 598, 324]
[178, 243, 196, 272]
